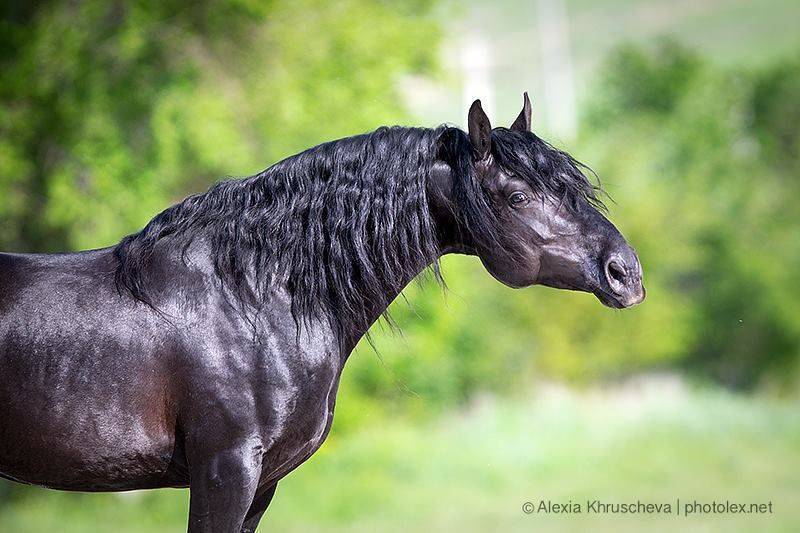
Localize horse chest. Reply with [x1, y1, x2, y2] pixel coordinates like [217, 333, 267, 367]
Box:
[258, 368, 341, 483]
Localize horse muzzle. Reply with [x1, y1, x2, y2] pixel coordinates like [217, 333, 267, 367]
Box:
[597, 243, 645, 308]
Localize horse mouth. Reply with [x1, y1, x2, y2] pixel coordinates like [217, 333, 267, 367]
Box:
[541, 279, 644, 309]
[594, 289, 626, 309]
[593, 286, 645, 309]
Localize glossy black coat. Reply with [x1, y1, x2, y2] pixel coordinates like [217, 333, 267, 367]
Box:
[0, 96, 644, 532]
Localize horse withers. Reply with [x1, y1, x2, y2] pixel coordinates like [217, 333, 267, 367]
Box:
[0, 94, 644, 532]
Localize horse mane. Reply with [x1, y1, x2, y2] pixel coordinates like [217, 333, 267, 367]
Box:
[491, 128, 605, 212]
[114, 125, 601, 333]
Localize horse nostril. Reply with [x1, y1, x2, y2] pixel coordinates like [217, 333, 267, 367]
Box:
[608, 260, 626, 284]
[604, 256, 628, 294]
[602, 245, 645, 306]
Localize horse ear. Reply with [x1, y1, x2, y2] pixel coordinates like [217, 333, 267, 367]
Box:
[468, 99, 492, 161]
[510, 92, 532, 132]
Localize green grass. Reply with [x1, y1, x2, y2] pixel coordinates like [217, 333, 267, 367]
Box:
[1, 377, 798, 532]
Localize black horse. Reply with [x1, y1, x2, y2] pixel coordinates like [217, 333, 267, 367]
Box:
[0, 95, 644, 531]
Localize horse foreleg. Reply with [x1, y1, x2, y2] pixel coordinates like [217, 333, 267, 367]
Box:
[240, 483, 278, 533]
[186, 447, 262, 533]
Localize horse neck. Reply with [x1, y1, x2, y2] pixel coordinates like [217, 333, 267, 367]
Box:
[340, 160, 467, 351]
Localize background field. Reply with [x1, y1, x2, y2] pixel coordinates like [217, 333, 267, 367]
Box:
[3, 379, 799, 532]
[1, 0, 799, 531]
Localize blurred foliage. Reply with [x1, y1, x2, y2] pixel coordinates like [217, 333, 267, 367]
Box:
[582, 41, 800, 390]
[0, 0, 439, 251]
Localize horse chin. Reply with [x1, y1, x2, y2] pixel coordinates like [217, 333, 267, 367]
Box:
[593, 289, 627, 309]
[541, 277, 627, 308]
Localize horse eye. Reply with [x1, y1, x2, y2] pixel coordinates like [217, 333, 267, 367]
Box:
[508, 192, 528, 207]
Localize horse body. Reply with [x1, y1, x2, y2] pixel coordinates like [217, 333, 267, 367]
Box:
[0, 97, 645, 531]
[0, 249, 171, 488]
[0, 242, 346, 497]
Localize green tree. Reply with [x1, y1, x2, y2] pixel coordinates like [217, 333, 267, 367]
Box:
[0, 0, 439, 251]
[568, 42, 800, 390]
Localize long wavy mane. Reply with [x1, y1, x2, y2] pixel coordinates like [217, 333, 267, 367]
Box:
[114, 125, 601, 333]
